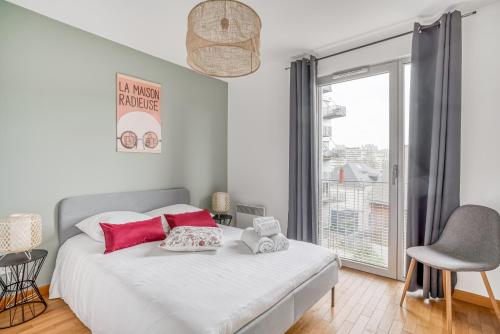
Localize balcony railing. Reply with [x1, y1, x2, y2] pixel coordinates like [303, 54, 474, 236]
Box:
[322, 104, 346, 119]
[319, 180, 389, 268]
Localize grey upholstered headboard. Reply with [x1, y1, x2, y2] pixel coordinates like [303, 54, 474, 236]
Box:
[57, 188, 190, 245]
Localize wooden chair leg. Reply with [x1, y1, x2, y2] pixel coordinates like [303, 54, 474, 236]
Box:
[480, 272, 500, 321]
[442, 269, 447, 297]
[444, 270, 453, 334]
[400, 257, 417, 306]
[331, 287, 335, 308]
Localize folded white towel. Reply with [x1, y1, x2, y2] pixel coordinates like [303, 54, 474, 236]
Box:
[269, 233, 289, 252]
[253, 217, 281, 237]
[241, 228, 274, 254]
[253, 216, 274, 225]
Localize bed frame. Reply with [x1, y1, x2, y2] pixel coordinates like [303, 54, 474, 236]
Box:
[57, 188, 338, 334]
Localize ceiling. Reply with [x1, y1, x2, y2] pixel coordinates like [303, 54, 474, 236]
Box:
[7, 0, 497, 71]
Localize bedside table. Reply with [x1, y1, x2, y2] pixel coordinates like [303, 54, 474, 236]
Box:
[0, 249, 47, 328]
[214, 214, 233, 226]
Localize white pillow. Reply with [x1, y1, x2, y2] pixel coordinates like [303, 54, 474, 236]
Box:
[76, 211, 151, 242]
[159, 226, 223, 252]
[144, 204, 206, 232]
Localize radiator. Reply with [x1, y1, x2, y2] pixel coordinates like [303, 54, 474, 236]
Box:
[235, 204, 266, 229]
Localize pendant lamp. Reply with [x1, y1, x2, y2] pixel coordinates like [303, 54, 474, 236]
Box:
[186, 0, 261, 77]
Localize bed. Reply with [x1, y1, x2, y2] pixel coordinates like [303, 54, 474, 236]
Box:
[50, 188, 339, 334]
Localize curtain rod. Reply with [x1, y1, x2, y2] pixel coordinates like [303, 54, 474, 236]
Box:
[285, 10, 476, 70]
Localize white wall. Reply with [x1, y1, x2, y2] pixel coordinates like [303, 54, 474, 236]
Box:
[227, 1, 500, 297]
[227, 61, 290, 233]
[457, 0, 500, 297]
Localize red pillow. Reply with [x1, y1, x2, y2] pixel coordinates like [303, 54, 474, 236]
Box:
[164, 209, 218, 229]
[100, 216, 166, 254]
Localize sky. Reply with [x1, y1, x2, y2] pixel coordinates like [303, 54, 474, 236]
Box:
[323, 64, 411, 150]
[324, 73, 390, 149]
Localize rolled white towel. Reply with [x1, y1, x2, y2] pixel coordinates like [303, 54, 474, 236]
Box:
[241, 227, 275, 254]
[269, 233, 289, 252]
[253, 217, 281, 237]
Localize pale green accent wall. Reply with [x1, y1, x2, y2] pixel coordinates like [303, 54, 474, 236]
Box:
[0, 1, 228, 285]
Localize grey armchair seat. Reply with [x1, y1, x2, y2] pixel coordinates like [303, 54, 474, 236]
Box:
[400, 205, 500, 334]
[406, 244, 497, 272]
[406, 205, 500, 272]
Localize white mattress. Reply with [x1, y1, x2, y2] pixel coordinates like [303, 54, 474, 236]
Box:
[50, 225, 337, 334]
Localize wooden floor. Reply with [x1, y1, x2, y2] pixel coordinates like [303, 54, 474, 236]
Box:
[2, 268, 499, 334]
[286, 268, 500, 334]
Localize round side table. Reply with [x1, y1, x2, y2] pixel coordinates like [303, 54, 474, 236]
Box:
[0, 249, 47, 329]
[214, 214, 233, 226]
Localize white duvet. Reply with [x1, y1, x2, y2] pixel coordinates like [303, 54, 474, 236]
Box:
[50, 225, 337, 334]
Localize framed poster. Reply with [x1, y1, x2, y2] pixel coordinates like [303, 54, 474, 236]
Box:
[116, 73, 162, 153]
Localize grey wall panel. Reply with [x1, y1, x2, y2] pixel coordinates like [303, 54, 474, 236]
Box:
[0, 1, 228, 284]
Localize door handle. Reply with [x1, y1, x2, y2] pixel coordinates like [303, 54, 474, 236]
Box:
[392, 164, 399, 185]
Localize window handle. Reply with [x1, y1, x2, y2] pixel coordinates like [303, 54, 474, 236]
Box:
[392, 164, 399, 185]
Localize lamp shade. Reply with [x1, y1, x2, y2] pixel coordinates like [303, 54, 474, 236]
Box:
[0, 213, 42, 253]
[212, 192, 230, 214]
[186, 0, 261, 77]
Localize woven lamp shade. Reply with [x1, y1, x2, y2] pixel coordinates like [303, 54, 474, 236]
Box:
[212, 192, 230, 214]
[186, 0, 261, 77]
[0, 213, 42, 254]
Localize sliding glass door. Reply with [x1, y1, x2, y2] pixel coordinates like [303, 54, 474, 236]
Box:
[317, 60, 409, 279]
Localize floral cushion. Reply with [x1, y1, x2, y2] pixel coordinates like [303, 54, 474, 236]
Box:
[159, 226, 223, 252]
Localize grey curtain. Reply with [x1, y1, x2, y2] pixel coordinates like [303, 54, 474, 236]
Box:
[407, 11, 462, 298]
[287, 57, 319, 243]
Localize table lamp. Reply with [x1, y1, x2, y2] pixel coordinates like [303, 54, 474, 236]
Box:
[0, 213, 42, 260]
[212, 192, 230, 215]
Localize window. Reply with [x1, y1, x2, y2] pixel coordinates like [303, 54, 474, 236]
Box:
[317, 59, 410, 279]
